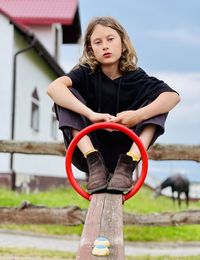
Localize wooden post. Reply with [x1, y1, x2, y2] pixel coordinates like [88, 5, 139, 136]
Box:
[76, 193, 124, 260]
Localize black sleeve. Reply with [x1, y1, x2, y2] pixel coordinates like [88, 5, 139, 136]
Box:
[66, 65, 88, 98]
[139, 68, 179, 101]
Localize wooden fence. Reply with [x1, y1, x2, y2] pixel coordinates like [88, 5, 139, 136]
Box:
[1, 140, 200, 259]
[0, 140, 200, 161]
[0, 140, 200, 224]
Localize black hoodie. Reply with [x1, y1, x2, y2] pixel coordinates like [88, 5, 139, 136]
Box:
[67, 65, 178, 116]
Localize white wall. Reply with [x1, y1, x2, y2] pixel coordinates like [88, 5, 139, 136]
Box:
[12, 32, 85, 179]
[0, 18, 84, 180]
[0, 14, 14, 171]
[11, 32, 63, 177]
[29, 24, 62, 61]
[13, 33, 55, 140]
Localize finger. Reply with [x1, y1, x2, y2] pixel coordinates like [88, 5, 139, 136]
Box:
[116, 111, 125, 117]
[111, 116, 121, 122]
[105, 115, 113, 122]
[105, 118, 111, 122]
[102, 114, 112, 122]
[110, 115, 117, 120]
[111, 116, 122, 123]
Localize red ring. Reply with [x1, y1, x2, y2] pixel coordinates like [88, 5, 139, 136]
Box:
[65, 122, 148, 201]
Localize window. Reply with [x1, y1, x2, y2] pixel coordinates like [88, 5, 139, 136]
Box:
[51, 112, 58, 140]
[54, 27, 59, 60]
[31, 88, 39, 131]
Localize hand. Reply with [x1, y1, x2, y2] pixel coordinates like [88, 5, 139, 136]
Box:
[110, 110, 143, 128]
[89, 112, 117, 132]
[89, 112, 113, 123]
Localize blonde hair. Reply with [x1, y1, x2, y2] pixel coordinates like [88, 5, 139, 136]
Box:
[79, 16, 138, 72]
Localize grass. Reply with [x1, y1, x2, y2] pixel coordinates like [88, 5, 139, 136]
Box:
[1, 186, 200, 242]
[124, 225, 200, 241]
[126, 257, 200, 260]
[0, 186, 89, 208]
[1, 247, 200, 260]
[0, 247, 75, 259]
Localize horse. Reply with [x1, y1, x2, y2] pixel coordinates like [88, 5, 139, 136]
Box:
[154, 174, 190, 207]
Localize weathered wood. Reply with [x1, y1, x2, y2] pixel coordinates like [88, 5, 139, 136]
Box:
[0, 140, 65, 156]
[1, 202, 200, 226]
[148, 144, 200, 162]
[0, 140, 200, 162]
[76, 193, 124, 260]
[123, 210, 200, 226]
[0, 202, 86, 225]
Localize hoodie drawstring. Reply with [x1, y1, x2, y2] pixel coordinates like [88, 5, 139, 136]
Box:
[115, 77, 122, 115]
[97, 71, 122, 115]
[98, 71, 102, 113]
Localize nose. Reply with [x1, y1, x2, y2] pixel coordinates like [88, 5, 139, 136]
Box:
[102, 42, 109, 51]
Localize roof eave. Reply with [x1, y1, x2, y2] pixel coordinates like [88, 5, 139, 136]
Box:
[13, 23, 65, 77]
[62, 7, 81, 44]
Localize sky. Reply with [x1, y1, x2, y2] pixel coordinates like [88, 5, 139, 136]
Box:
[61, 0, 200, 146]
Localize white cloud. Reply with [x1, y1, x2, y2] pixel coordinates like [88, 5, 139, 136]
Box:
[148, 28, 200, 46]
[154, 71, 200, 107]
[151, 71, 200, 144]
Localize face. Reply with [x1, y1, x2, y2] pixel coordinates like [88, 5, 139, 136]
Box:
[90, 24, 123, 68]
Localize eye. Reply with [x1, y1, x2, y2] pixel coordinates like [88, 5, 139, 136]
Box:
[94, 40, 101, 45]
[108, 37, 114, 41]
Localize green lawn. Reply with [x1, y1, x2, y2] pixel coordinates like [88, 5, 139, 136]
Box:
[1, 247, 200, 260]
[1, 186, 200, 242]
[0, 247, 75, 259]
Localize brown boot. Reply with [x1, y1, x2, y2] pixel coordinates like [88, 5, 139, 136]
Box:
[86, 151, 109, 194]
[107, 154, 137, 192]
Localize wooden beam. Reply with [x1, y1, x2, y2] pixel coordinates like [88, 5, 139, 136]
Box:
[1, 202, 200, 226]
[0, 140, 200, 162]
[76, 193, 124, 260]
[123, 209, 200, 226]
[0, 140, 65, 156]
[0, 203, 86, 225]
[148, 144, 200, 162]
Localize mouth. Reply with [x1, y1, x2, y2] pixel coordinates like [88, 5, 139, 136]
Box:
[103, 52, 112, 58]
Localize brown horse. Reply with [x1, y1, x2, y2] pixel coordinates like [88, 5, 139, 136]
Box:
[154, 174, 190, 207]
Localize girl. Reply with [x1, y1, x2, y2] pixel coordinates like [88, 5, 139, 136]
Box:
[47, 17, 180, 194]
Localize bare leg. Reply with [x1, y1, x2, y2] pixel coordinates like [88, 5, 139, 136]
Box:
[71, 129, 95, 155]
[128, 124, 156, 159]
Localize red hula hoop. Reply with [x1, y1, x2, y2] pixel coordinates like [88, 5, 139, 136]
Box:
[65, 122, 148, 202]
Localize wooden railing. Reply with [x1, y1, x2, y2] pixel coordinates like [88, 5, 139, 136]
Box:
[1, 140, 200, 259]
[0, 140, 200, 162]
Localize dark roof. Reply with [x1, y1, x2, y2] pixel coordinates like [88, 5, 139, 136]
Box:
[0, 0, 81, 43]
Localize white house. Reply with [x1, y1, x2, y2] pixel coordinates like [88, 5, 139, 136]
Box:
[0, 0, 82, 191]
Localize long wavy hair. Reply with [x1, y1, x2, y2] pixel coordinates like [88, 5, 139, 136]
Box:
[79, 16, 138, 72]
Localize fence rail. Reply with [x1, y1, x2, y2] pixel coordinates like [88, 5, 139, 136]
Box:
[1, 140, 200, 259]
[1, 202, 200, 226]
[0, 140, 200, 162]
